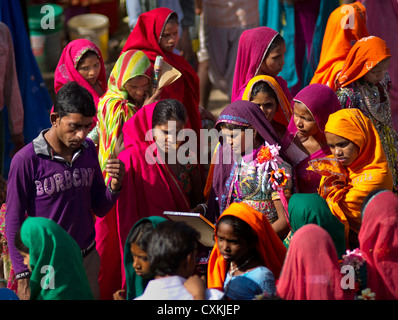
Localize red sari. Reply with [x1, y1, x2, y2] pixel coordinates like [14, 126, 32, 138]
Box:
[116, 101, 191, 289]
[121, 7, 202, 139]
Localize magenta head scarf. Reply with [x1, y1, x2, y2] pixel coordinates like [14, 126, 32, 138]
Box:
[289, 83, 341, 134]
[54, 39, 107, 106]
[231, 27, 279, 102]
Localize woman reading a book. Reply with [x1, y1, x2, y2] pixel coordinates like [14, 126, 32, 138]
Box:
[114, 99, 205, 293]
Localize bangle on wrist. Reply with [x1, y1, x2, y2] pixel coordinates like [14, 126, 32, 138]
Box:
[198, 203, 208, 216]
[108, 184, 121, 195]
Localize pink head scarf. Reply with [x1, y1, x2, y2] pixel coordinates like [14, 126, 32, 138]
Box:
[284, 83, 341, 141]
[116, 101, 191, 264]
[231, 27, 292, 102]
[54, 39, 107, 106]
[359, 190, 398, 300]
[276, 224, 355, 300]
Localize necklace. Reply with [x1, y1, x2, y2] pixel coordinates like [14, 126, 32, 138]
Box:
[228, 255, 253, 276]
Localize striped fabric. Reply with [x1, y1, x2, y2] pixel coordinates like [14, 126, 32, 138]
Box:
[97, 50, 152, 184]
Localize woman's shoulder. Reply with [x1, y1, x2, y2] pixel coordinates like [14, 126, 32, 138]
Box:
[245, 266, 276, 295]
[336, 85, 362, 109]
[245, 266, 275, 280]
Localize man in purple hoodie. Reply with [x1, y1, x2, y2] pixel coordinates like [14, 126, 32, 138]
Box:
[5, 82, 125, 300]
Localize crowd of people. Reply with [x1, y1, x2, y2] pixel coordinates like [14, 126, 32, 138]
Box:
[0, 0, 397, 301]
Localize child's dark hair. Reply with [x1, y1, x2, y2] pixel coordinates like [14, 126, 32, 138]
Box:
[152, 99, 187, 127]
[54, 81, 96, 118]
[218, 123, 265, 146]
[250, 81, 278, 104]
[147, 221, 199, 277]
[127, 220, 155, 252]
[216, 215, 258, 247]
[14, 228, 29, 254]
[166, 12, 179, 25]
[76, 49, 100, 70]
[266, 34, 285, 57]
[218, 122, 249, 131]
[360, 189, 388, 218]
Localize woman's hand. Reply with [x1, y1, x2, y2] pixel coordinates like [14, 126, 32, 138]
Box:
[113, 289, 126, 300]
[144, 88, 162, 106]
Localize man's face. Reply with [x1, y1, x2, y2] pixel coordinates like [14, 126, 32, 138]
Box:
[54, 113, 93, 150]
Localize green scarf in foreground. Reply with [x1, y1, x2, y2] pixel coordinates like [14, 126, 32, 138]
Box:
[21, 217, 93, 300]
[285, 193, 346, 258]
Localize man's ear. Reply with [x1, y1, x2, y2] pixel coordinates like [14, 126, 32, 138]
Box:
[50, 112, 60, 126]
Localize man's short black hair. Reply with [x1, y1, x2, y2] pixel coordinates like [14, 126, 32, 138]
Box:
[147, 221, 199, 277]
[53, 81, 96, 118]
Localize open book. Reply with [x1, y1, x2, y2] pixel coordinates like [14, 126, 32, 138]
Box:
[153, 55, 182, 90]
[163, 211, 215, 247]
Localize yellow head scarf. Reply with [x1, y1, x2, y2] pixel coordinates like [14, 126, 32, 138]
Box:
[242, 75, 292, 127]
[308, 109, 393, 246]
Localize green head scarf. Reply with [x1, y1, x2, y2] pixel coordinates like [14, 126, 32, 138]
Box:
[124, 216, 167, 300]
[20, 217, 93, 300]
[285, 193, 346, 258]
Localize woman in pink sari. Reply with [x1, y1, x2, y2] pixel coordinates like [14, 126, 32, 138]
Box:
[54, 39, 107, 131]
[276, 224, 354, 300]
[282, 83, 341, 193]
[231, 27, 292, 103]
[359, 189, 398, 300]
[114, 99, 204, 295]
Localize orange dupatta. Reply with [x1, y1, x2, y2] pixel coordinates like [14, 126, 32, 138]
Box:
[242, 75, 293, 127]
[338, 36, 391, 88]
[308, 109, 393, 246]
[207, 202, 287, 291]
[310, 2, 369, 90]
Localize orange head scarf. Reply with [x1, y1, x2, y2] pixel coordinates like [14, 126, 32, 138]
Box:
[207, 202, 287, 291]
[338, 36, 391, 88]
[310, 1, 369, 90]
[242, 75, 293, 127]
[308, 109, 393, 246]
